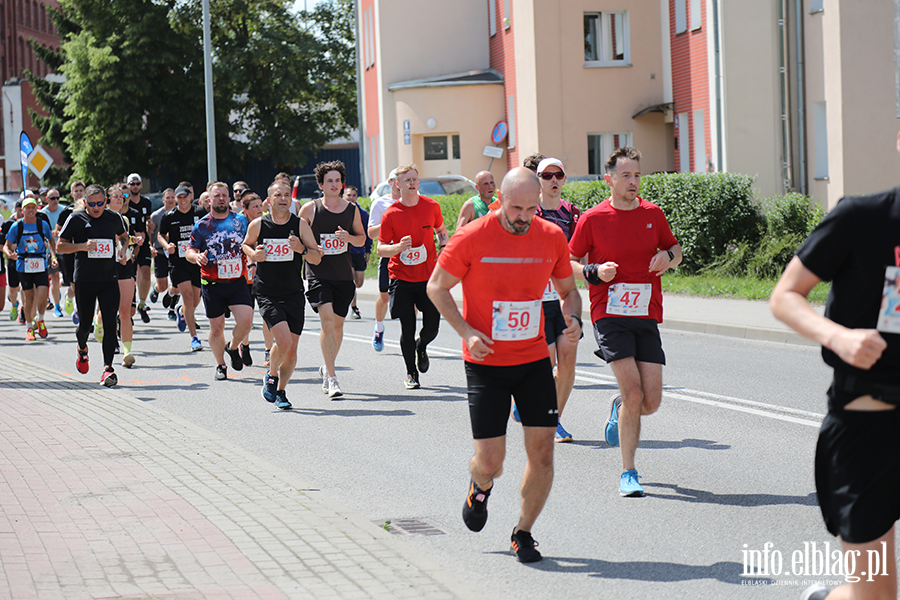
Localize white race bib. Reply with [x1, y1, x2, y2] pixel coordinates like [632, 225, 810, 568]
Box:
[877, 266, 900, 334]
[23, 257, 44, 273]
[542, 281, 559, 302]
[607, 283, 652, 316]
[177, 240, 190, 258]
[264, 238, 293, 262]
[320, 233, 347, 255]
[88, 239, 114, 259]
[400, 244, 427, 266]
[217, 257, 242, 279]
[491, 299, 541, 341]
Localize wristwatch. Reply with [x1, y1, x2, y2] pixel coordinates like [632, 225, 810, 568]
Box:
[666, 250, 674, 261]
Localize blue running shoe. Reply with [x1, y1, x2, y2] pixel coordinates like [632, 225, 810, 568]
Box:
[555, 422, 573, 443]
[176, 305, 187, 332]
[191, 336, 202, 352]
[53, 304, 63, 318]
[511, 401, 521, 423]
[373, 328, 384, 352]
[72, 311, 79, 325]
[261, 371, 278, 403]
[620, 469, 644, 497]
[150, 289, 159, 303]
[605, 395, 622, 447]
[275, 390, 292, 410]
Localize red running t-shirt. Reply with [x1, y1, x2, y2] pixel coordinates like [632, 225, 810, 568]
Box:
[438, 213, 573, 366]
[379, 195, 444, 282]
[568, 197, 678, 324]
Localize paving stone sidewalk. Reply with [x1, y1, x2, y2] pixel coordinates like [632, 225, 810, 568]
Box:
[0, 352, 478, 600]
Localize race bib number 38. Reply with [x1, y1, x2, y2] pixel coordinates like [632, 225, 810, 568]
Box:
[88, 239, 114, 259]
[491, 299, 541, 341]
[320, 233, 347, 255]
[217, 257, 242, 279]
[264, 239, 293, 262]
[607, 283, 652, 316]
[400, 244, 427, 266]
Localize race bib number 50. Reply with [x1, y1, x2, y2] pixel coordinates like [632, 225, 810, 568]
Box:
[88, 239, 114, 259]
[607, 283, 651, 316]
[320, 233, 347, 255]
[264, 239, 293, 262]
[491, 299, 541, 341]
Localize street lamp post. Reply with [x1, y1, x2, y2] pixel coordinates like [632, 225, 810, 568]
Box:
[202, 0, 217, 181]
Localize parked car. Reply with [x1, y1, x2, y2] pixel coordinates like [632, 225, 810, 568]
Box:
[369, 174, 477, 200]
[294, 175, 322, 202]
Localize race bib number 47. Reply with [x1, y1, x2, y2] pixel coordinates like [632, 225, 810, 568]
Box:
[607, 283, 651, 316]
[264, 239, 293, 262]
[88, 239, 114, 259]
[491, 299, 541, 341]
[320, 233, 347, 255]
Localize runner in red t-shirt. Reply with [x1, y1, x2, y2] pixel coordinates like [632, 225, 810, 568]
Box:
[378, 164, 449, 390]
[569, 146, 682, 498]
[428, 167, 582, 563]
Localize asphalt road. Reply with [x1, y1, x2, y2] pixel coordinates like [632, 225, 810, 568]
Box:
[2, 295, 854, 600]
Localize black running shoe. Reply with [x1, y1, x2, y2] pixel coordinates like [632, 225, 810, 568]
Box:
[136, 304, 150, 323]
[510, 529, 542, 563]
[215, 364, 227, 380]
[241, 343, 253, 366]
[226, 344, 244, 371]
[462, 480, 491, 532]
[416, 339, 429, 373]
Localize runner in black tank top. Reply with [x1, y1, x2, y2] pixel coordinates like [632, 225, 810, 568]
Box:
[244, 180, 322, 409]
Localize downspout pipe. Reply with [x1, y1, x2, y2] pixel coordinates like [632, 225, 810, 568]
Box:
[795, 0, 807, 195]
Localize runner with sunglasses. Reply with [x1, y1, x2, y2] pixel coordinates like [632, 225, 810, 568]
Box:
[57, 185, 129, 386]
[108, 184, 143, 367]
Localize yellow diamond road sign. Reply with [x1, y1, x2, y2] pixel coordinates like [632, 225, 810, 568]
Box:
[27, 145, 54, 180]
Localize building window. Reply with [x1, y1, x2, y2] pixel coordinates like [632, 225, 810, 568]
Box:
[690, 0, 701, 30]
[587, 132, 631, 175]
[488, 0, 496, 36]
[814, 101, 828, 179]
[502, 0, 510, 29]
[424, 136, 448, 161]
[675, 0, 687, 34]
[677, 112, 690, 172]
[452, 134, 460, 160]
[506, 94, 516, 149]
[693, 109, 705, 172]
[810, 0, 823, 14]
[584, 12, 628, 66]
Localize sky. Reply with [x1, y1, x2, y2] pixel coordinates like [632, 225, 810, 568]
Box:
[292, 0, 325, 13]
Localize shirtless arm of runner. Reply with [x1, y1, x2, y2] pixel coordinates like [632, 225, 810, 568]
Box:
[366, 223, 381, 240]
[553, 274, 583, 344]
[771, 256, 886, 370]
[3, 240, 16, 260]
[298, 218, 323, 265]
[455, 201, 475, 232]
[377, 235, 412, 258]
[242, 218, 267, 263]
[427, 264, 494, 360]
[435, 224, 449, 250]
[570, 253, 618, 283]
[56, 237, 93, 255]
[157, 231, 174, 254]
[185, 246, 208, 267]
[649, 243, 683, 275]
[298, 200, 315, 226]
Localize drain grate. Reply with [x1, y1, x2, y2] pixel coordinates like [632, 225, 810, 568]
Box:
[378, 518, 446, 536]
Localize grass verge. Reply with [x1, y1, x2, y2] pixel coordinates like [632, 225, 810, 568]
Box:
[661, 272, 830, 305]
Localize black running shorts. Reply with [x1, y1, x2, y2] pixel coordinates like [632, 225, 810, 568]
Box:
[542, 300, 567, 346]
[257, 294, 305, 335]
[592, 317, 666, 365]
[377, 256, 390, 293]
[465, 358, 557, 439]
[154, 253, 170, 280]
[305, 277, 355, 318]
[201, 279, 252, 319]
[18, 270, 49, 291]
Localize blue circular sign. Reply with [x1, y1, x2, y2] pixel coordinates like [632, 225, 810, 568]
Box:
[491, 122, 508, 144]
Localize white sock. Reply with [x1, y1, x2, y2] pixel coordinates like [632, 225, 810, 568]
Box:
[375, 321, 384, 333]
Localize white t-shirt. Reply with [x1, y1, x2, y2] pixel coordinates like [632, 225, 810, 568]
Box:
[369, 194, 398, 228]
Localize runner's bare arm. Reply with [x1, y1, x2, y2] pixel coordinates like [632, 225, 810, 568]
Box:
[427, 264, 494, 360]
[298, 219, 323, 265]
[435, 224, 449, 249]
[3, 240, 16, 260]
[455, 201, 475, 233]
[649, 243, 683, 274]
[298, 201, 315, 226]
[56, 237, 90, 255]
[771, 256, 886, 369]
[241, 218, 266, 262]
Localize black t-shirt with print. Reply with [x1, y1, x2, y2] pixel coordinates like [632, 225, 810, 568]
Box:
[159, 206, 207, 267]
[58, 209, 126, 283]
[796, 187, 900, 383]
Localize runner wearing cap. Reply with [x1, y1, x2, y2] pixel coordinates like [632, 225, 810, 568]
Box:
[378, 163, 449, 389]
[57, 184, 129, 386]
[57, 181, 86, 320]
[367, 169, 400, 351]
[187, 182, 253, 381]
[427, 166, 581, 563]
[108, 184, 143, 367]
[243, 179, 323, 409]
[569, 146, 682, 497]
[126, 173, 154, 323]
[158, 185, 206, 351]
[4, 196, 57, 340]
[39, 188, 66, 318]
[298, 161, 366, 398]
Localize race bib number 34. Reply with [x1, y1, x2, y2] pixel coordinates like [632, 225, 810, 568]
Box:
[320, 233, 347, 255]
[491, 299, 541, 341]
[217, 257, 242, 279]
[400, 243, 427, 266]
[607, 283, 652, 316]
[88, 239, 114, 259]
[264, 239, 293, 262]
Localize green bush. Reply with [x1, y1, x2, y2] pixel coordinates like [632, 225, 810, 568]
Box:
[561, 179, 611, 213]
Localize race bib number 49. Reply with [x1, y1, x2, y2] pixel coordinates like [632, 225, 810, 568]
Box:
[400, 244, 427, 266]
[320, 233, 347, 255]
[88, 239, 114, 259]
[607, 283, 651, 316]
[217, 257, 242, 279]
[491, 299, 541, 341]
[264, 239, 293, 262]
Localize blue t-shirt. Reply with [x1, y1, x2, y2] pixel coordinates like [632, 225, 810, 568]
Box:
[190, 211, 248, 283]
[7, 219, 52, 272]
[350, 206, 372, 255]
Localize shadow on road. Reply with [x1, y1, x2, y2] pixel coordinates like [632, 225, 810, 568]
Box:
[642, 482, 818, 507]
[570, 438, 730, 451]
[288, 407, 415, 417]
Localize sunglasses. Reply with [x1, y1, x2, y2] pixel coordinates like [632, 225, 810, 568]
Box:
[47, 196, 59, 200]
[539, 172, 565, 181]
[128, 182, 141, 186]
[87, 201, 105, 207]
